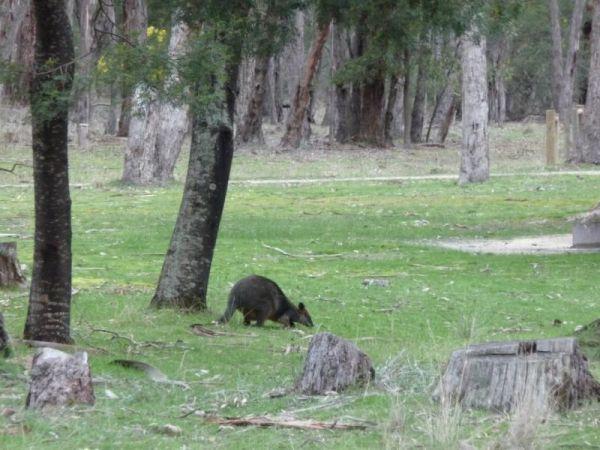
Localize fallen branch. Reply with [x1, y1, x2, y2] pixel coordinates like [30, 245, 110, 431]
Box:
[261, 243, 344, 259]
[204, 415, 374, 430]
[0, 163, 32, 174]
[190, 324, 257, 338]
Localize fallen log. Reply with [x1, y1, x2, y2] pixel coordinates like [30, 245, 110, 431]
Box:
[26, 348, 95, 409]
[295, 332, 374, 395]
[434, 337, 600, 412]
[0, 242, 26, 287]
[205, 415, 374, 430]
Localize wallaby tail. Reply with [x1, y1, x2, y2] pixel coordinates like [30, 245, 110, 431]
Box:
[218, 293, 237, 323]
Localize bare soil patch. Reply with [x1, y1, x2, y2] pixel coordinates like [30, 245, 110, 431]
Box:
[422, 234, 600, 255]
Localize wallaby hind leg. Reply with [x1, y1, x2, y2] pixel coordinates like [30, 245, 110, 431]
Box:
[254, 308, 269, 327]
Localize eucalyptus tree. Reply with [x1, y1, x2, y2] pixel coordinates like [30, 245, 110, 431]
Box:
[549, 0, 586, 158]
[151, 1, 301, 310]
[24, 0, 75, 343]
[237, 0, 303, 144]
[577, 0, 600, 164]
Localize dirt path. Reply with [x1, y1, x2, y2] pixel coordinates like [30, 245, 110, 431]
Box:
[229, 170, 600, 185]
[2, 169, 600, 189]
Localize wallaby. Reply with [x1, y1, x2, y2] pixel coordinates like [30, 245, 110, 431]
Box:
[219, 275, 313, 327]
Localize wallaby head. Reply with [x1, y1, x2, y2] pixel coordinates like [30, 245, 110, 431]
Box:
[295, 302, 314, 327]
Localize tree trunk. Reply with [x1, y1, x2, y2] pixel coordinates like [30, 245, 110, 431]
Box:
[24, 0, 75, 344]
[278, 10, 305, 124]
[122, 20, 190, 185]
[549, 0, 585, 161]
[577, 0, 600, 164]
[236, 54, 270, 144]
[347, 30, 364, 141]
[434, 338, 600, 412]
[426, 39, 460, 142]
[295, 333, 374, 395]
[488, 37, 508, 124]
[73, 0, 97, 136]
[410, 56, 427, 143]
[0, 0, 35, 104]
[329, 22, 351, 143]
[116, 0, 147, 137]
[280, 21, 331, 149]
[459, 29, 489, 185]
[402, 49, 412, 147]
[151, 51, 240, 310]
[437, 95, 458, 144]
[358, 71, 386, 146]
[264, 57, 282, 123]
[384, 75, 400, 146]
[0, 242, 26, 287]
[26, 348, 95, 409]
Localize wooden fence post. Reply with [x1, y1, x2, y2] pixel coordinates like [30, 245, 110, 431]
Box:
[546, 109, 559, 165]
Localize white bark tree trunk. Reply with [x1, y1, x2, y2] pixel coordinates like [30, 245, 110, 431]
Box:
[577, 0, 600, 164]
[459, 28, 489, 185]
[0, 0, 35, 104]
[74, 0, 97, 147]
[549, 0, 585, 161]
[122, 21, 190, 185]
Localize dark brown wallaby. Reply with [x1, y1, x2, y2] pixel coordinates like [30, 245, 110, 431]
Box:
[219, 275, 313, 327]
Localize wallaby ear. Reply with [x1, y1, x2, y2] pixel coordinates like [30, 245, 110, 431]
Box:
[298, 302, 305, 311]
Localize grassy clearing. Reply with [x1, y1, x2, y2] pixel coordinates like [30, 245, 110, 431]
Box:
[1, 125, 600, 448]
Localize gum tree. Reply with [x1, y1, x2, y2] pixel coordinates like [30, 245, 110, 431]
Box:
[24, 0, 75, 343]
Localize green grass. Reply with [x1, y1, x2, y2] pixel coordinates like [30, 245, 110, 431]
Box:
[1, 134, 600, 448]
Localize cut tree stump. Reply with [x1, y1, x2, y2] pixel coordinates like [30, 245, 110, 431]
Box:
[572, 204, 600, 248]
[434, 337, 600, 412]
[0, 313, 10, 357]
[576, 319, 600, 360]
[26, 348, 95, 409]
[0, 242, 26, 287]
[295, 332, 374, 395]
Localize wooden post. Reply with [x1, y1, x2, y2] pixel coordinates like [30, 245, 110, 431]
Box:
[546, 109, 559, 165]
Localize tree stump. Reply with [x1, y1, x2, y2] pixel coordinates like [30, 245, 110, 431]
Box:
[26, 348, 95, 409]
[434, 338, 600, 412]
[0, 242, 26, 287]
[572, 203, 600, 248]
[295, 332, 374, 395]
[0, 313, 10, 357]
[576, 319, 600, 360]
